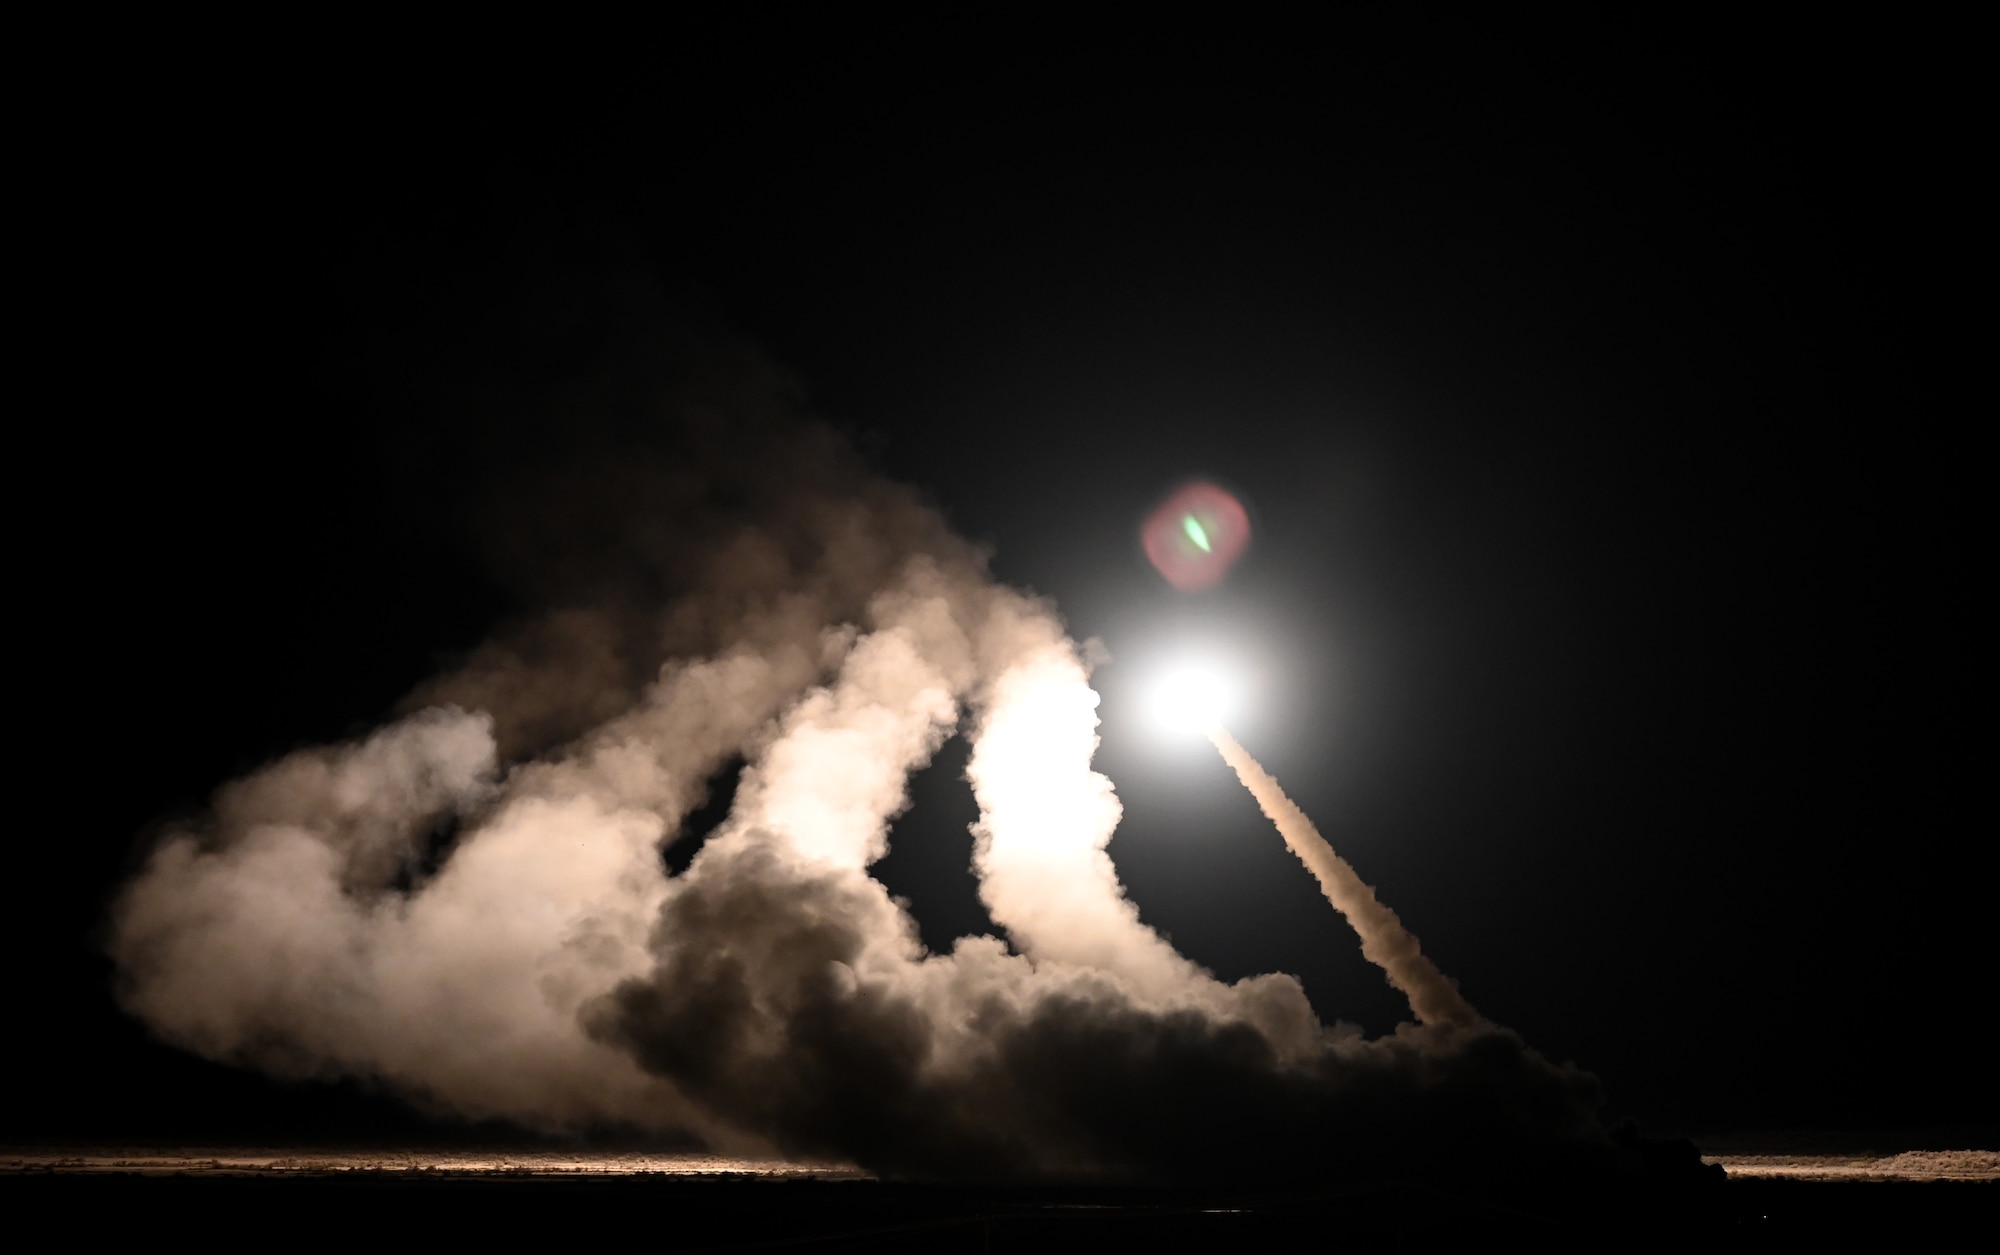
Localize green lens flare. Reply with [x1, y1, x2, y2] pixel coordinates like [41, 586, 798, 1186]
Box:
[1182, 514, 1212, 552]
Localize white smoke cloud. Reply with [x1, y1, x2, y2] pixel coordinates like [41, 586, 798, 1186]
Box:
[107, 333, 1607, 1182]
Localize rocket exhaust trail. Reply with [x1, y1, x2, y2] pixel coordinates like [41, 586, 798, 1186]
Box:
[1207, 726, 1480, 1029]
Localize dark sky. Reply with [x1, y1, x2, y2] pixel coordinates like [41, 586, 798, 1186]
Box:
[19, 18, 1986, 1147]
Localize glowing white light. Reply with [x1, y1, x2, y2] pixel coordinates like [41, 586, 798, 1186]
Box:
[1150, 664, 1235, 734]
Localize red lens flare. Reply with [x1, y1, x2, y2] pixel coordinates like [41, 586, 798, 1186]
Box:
[1141, 482, 1250, 590]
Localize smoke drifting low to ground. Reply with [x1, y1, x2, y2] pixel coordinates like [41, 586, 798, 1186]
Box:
[109, 332, 1608, 1183]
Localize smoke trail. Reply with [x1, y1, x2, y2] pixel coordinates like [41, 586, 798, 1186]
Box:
[962, 606, 1216, 1001]
[1207, 726, 1481, 1029]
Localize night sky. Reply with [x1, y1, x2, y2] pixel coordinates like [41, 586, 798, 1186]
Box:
[18, 19, 1986, 1150]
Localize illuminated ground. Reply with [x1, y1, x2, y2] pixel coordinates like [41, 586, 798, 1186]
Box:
[5, 1145, 1994, 1249]
[0, 1148, 859, 1178]
[1705, 1151, 1998, 1181]
[8, 1147, 1995, 1183]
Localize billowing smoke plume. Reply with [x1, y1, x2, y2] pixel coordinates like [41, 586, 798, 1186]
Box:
[108, 320, 1606, 1182]
[1208, 727, 1481, 1029]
